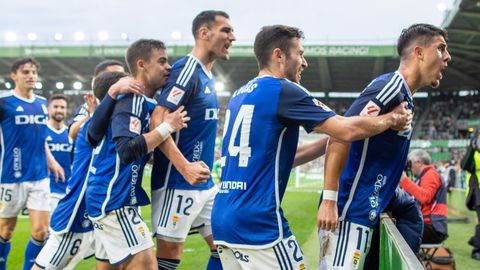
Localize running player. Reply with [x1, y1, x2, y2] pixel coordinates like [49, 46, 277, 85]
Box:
[150, 10, 235, 270]
[33, 71, 145, 270]
[211, 25, 412, 269]
[317, 23, 451, 270]
[46, 93, 73, 211]
[0, 57, 64, 270]
[86, 39, 189, 269]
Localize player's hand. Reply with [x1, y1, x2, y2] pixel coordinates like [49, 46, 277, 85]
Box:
[83, 93, 99, 114]
[389, 102, 413, 131]
[108, 76, 145, 99]
[49, 160, 66, 183]
[179, 161, 210, 185]
[163, 106, 190, 132]
[317, 199, 338, 232]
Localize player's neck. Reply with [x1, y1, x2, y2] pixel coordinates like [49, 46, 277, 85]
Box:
[258, 67, 283, 79]
[190, 47, 215, 72]
[14, 87, 34, 100]
[397, 65, 420, 95]
[48, 119, 64, 130]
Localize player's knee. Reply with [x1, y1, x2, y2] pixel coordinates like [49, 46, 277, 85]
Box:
[0, 225, 15, 240]
[31, 229, 48, 241]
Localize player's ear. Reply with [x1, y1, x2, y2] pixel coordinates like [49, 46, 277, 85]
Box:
[136, 59, 145, 71]
[198, 26, 210, 40]
[413, 45, 424, 60]
[272, 48, 285, 64]
[10, 71, 17, 81]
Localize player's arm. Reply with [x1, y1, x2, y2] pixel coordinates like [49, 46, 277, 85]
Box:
[317, 137, 350, 231]
[87, 77, 145, 147]
[115, 106, 189, 164]
[150, 106, 210, 185]
[293, 135, 329, 168]
[314, 101, 412, 142]
[45, 142, 65, 183]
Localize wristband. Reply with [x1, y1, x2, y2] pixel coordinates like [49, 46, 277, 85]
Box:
[323, 190, 338, 201]
[155, 122, 174, 140]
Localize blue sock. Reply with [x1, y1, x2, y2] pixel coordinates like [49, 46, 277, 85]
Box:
[23, 237, 44, 270]
[157, 257, 180, 270]
[0, 237, 11, 270]
[206, 249, 223, 270]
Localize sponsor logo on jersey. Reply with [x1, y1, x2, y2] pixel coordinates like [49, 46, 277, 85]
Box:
[166, 86, 185, 106]
[219, 181, 247, 193]
[48, 143, 73, 152]
[369, 174, 386, 209]
[192, 141, 203, 162]
[13, 147, 22, 178]
[172, 215, 179, 229]
[130, 165, 139, 205]
[82, 219, 92, 228]
[360, 100, 381, 117]
[14, 114, 47, 125]
[204, 86, 211, 94]
[15, 106, 24, 112]
[369, 210, 377, 221]
[312, 98, 332, 112]
[205, 108, 219, 120]
[138, 225, 146, 238]
[129, 116, 141, 135]
[46, 136, 53, 141]
[352, 250, 361, 269]
[299, 263, 306, 270]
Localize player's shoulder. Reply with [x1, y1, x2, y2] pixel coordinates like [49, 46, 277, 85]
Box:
[364, 72, 400, 93]
[0, 90, 14, 100]
[279, 78, 313, 97]
[170, 54, 201, 85]
[35, 94, 47, 101]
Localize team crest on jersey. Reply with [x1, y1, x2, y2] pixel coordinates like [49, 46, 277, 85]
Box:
[166, 86, 185, 105]
[312, 98, 332, 112]
[352, 250, 361, 269]
[172, 215, 179, 229]
[129, 116, 141, 135]
[360, 100, 381, 116]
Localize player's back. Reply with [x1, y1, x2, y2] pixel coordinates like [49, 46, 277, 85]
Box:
[86, 94, 155, 219]
[51, 119, 94, 233]
[0, 91, 48, 183]
[152, 54, 218, 191]
[337, 71, 414, 228]
[212, 76, 335, 248]
[46, 124, 73, 194]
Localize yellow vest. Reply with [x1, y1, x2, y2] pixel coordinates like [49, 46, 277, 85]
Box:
[466, 150, 480, 194]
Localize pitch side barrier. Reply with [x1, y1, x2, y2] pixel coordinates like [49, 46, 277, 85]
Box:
[380, 214, 424, 270]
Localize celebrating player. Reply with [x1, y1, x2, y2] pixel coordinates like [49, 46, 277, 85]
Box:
[211, 25, 412, 269]
[317, 23, 451, 270]
[0, 57, 64, 270]
[150, 10, 235, 270]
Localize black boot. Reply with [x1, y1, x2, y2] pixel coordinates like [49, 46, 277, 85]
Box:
[468, 224, 480, 247]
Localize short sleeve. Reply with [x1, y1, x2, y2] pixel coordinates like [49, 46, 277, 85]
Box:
[111, 94, 143, 140]
[156, 60, 196, 110]
[277, 81, 336, 133]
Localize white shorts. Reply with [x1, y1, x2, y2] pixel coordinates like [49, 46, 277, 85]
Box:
[50, 192, 65, 213]
[93, 206, 154, 265]
[218, 235, 308, 270]
[152, 186, 217, 241]
[0, 178, 51, 218]
[34, 230, 94, 270]
[318, 220, 373, 270]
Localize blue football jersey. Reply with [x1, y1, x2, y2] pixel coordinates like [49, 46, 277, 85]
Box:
[152, 54, 218, 191]
[336, 71, 414, 228]
[46, 124, 73, 194]
[212, 76, 336, 248]
[86, 94, 155, 219]
[70, 103, 89, 124]
[50, 119, 94, 233]
[0, 91, 48, 183]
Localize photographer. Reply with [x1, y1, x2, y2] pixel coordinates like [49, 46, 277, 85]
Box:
[462, 132, 480, 260]
[400, 149, 448, 244]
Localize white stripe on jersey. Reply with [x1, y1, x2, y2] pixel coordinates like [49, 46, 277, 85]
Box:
[0, 126, 4, 182]
[161, 131, 180, 189]
[95, 154, 121, 220]
[274, 128, 287, 245]
[339, 138, 370, 221]
[383, 82, 403, 105]
[376, 74, 402, 105]
[177, 57, 198, 87]
[0, 91, 13, 98]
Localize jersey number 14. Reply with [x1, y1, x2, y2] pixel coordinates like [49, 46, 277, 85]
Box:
[223, 105, 254, 167]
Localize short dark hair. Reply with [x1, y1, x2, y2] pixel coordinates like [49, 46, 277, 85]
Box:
[48, 93, 69, 103]
[92, 71, 128, 101]
[93, 59, 124, 77]
[397, 23, 448, 59]
[125, 39, 166, 76]
[254, 25, 304, 69]
[10, 57, 41, 73]
[192, 10, 230, 39]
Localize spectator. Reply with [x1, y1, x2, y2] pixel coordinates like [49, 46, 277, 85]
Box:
[400, 149, 448, 244]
